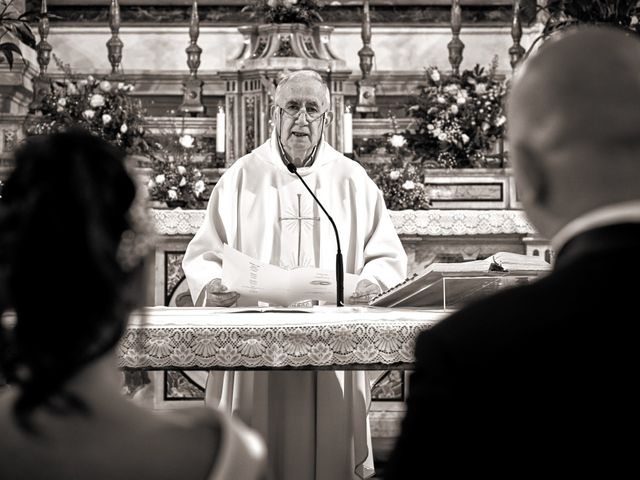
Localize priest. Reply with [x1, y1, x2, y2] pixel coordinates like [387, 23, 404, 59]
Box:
[183, 70, 407, 480]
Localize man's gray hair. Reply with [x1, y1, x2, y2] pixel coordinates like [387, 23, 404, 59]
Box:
[274, 70, 331, 107]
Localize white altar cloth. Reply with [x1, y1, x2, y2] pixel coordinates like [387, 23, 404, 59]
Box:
[119, 306, 444, 370]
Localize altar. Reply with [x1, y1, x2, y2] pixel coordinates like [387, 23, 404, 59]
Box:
[120, 306, 445, 370]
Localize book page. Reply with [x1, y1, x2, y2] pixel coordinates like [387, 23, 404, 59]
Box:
[222, 244, 359, 306]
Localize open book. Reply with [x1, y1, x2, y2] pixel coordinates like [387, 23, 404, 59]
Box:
[369, 252, 551, 309]
[222, 244, 359, 306]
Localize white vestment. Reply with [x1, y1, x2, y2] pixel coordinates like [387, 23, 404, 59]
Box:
[183, 135, 407, 480]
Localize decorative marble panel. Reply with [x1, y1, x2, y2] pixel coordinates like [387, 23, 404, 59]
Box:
[165, 251, 186, 306]
[427, 183, 503, 202]
[371, 370, 404, 401]
[164, 370, 205, 400]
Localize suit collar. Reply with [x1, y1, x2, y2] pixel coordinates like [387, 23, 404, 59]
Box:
[551, 200, 640, 253]
[555, 222, 640, 270]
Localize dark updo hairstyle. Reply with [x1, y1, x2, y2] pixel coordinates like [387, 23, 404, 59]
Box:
[0, 130, 148, 424]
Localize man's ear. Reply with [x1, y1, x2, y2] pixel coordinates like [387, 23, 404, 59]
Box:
[324, 111, 334, 127]
[270, 104, 278, 122]
[513, 144, 548, 207]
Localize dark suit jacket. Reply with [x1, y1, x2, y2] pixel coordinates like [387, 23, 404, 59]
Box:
[385, 223, 640, 479]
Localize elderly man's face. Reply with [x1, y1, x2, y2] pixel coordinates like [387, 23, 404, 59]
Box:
[273, 78, 332, 165]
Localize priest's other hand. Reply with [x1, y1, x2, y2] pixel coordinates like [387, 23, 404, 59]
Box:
[205, 278, 240, 307]
[350, 279, 381, 304]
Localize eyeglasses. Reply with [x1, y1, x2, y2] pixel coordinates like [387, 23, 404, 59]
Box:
[279, 105, 327, 123]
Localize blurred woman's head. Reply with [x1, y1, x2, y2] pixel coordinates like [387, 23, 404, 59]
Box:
[0, 130, 151, 422]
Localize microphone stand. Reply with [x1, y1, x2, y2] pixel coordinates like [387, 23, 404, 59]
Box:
[286, 162, 344, 307]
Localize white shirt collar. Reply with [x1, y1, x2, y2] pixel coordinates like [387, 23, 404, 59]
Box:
[268, 131, 329, 176]
[551, 200, 640, 253]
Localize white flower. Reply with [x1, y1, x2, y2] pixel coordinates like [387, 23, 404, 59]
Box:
[179, 177, 187, 187]
[66, 82, 78, 95]
[102, 114, 112, 125]
[125, 84, 135, 92]
[437, 96, 446, 104]
[155, 174, 165, 184]
[389, 170, 401, 180]
[495, 115, 506, 127]
[168, 189, 178, 200]
[57, 98, 67, 107]
[194, 169, 202, 178]
[430, 69, 440, 82]
[438, 133, 448, 141]
[90, 94, 105, 108]
[482, 122, 491, 132]
[449, 105, 459, 115]
[432, 128, 442, 137]
[457, 96, 466, 105]
[389, 134, 406, 148]
[402, 180, 415, 190]
[177, 165, 187, 175]
[427, 124, 434, 131]
[147, 179, 156, 189]
[194, 180, 206, 195]
[117, 82, 125, 90]
[475, 83, 487, 94]
[82, 109, 95, 120]
[179, 134, 195, 149]
[461, 133, 470, 144]
[120, 123, 128, 134]
[78, 79, 88, 87]
[99, 80, 112, 92]
[87, 75, 95, 83]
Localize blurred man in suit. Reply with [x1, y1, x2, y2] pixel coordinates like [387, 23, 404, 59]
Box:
[385, 27, 640, 479]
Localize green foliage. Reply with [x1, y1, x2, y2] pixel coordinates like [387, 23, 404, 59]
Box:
[147, 133, 209, 209]
[364, 133, 431, 211]
[403, 58, 507, 169]
[26, 56, 151, 154]
[0, 0, 35, 70]
[242, 0, 323, 26]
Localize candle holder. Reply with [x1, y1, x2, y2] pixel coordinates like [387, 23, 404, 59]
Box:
[356, 0, 378, 117]
[343, 103, 353, 157]
[215, 103, 226, 165]
[179, 0, 206, 116]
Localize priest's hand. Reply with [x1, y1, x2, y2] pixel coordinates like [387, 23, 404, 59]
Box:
[350, 279, 381, 304]
[205, 278, 240, 307]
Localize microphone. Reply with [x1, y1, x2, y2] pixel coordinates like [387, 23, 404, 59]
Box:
[286, 161, 344, 307]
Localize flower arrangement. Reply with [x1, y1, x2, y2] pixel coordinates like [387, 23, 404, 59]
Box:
[364, 133, 431, 211]
[242, 0, 324, 26]
[26, 57, 150, 154]
[147, 133, 209, 209]
[403, 57, 507, 169]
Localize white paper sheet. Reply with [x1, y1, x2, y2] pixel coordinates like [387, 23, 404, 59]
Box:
[222, 244, 359, 306]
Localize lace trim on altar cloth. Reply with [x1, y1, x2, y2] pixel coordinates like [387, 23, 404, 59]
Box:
[118, 318, 439, 369]
[151, 209, 537, 236]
